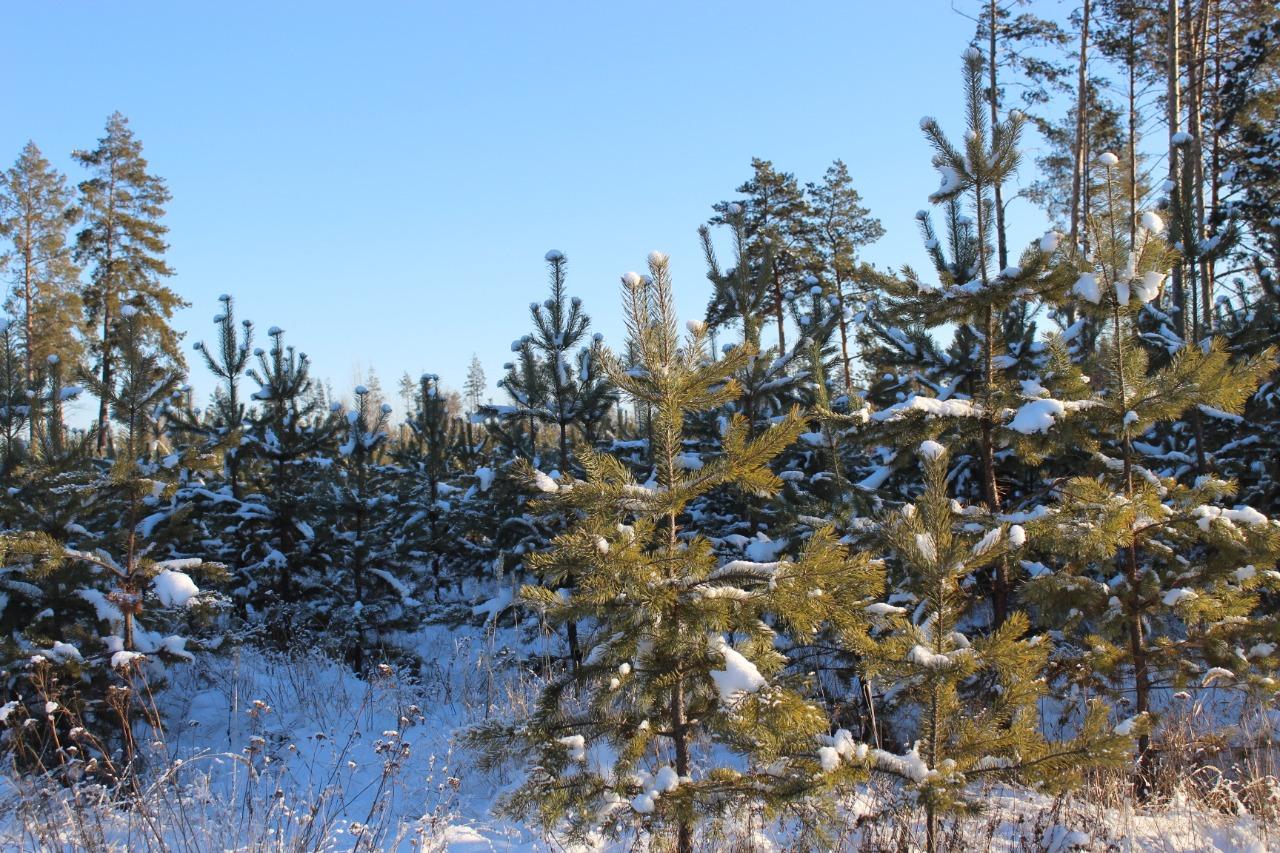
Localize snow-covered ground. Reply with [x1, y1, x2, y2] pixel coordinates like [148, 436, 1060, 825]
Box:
[1, 623, 1275, 851]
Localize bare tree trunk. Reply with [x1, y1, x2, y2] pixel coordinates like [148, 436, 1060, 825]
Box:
[1167, 0, 1187, 339]
[834, 269, 853, 395]
[987, 0, 1009, 270]
[1069, 0, 1091, 253]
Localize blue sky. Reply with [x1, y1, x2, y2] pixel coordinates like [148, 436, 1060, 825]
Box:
[7, 2, 1060, 417]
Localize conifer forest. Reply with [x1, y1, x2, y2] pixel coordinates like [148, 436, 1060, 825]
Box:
[3, 2, 1280, 850]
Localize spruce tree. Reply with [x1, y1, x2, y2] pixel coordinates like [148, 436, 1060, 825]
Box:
[473, 251, 883, 850]
[73, 113, 185, 455]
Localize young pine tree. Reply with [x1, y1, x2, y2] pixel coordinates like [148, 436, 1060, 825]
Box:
[864, 440, 1130, 853]
[239, 327, 337, 615]
[1020, 152, 1280, 792]
[472, 251, 883, 851]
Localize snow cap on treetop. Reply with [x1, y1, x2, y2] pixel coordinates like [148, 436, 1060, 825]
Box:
[544, 249, 564, 261]
[354, 385, 368, 395]
[622, 271, 643, 288]
[647, 250, 668, 266]
[919, 439, 946, 462]
[1140, 211, 1165, 234]
[686, 320, 707, 335]
[268, 326, 284, 336]
[120, 304, 139, 318]
[1097, 152, 1120, 167]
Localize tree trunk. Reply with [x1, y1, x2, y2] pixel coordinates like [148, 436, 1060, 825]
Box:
[988, 0, 1010, 271]
[1069, 0, 1091, 253]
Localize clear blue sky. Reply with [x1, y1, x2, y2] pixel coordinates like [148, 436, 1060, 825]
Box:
[7, 1, 1060, 416]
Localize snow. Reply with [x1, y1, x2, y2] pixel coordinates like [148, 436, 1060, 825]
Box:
[557, 734, 585, 761]
[856, 465, 892, 491]
[1171, 131, 1194, 145]
[544, 249, 564, 261]
[1072, 273, 1101, 304]
[1202, 667, 1234, 686]
[918, 439, 945, 461]
[1008, 525, 1026, 548]
[971, 527, 1003, 557]
[930, 165, 964, 200]
[869, 745, 934, 783]
[1162, 588, 1198, 606]
[153, 569, 201, 607]
[1140, 211, 1165, 234]
[818, 746, 841, 772]
[908, 645, 950, 669]
[653, 765, 680, 792]
[1009, 398, 1066, 434]
[532, 469, 560, 493]
[872, 395, 977, 422]
[865, 602, 907, 617]
[1192, 505, 1269, 531]
[1114, 714, 1143, 735]
[111, 651, 145, 669]
[1097, 152, 1119, 166]
[709, 637, 766, 705]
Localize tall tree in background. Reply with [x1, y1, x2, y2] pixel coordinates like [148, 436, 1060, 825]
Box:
[710, 160, 810, 353]
[73, 113, 184, 455]
[804, 159, 884, 394]
[0, 142, 82, 446]
[464, 353, 486, 414]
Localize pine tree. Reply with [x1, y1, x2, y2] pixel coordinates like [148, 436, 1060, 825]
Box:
[709, 160, 811, 353]
[804, 159, 885, 395]
[397, 372, 463, 602]
[860, 47, 1073, 626]
[472, 251, 883, 850]
[73, 113, 185, 455]
[464, 353, 486, 414]
[0, 142, 82, 448]
[0, 309, 223, 776]
[0, 317, 29, 473]
[1019, 151, 1280, 793]
[865, 440, 1131, 852]
[323, 384, 413, 669]
[239, 327, 337, 615]
[172, 294, 253, 497]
